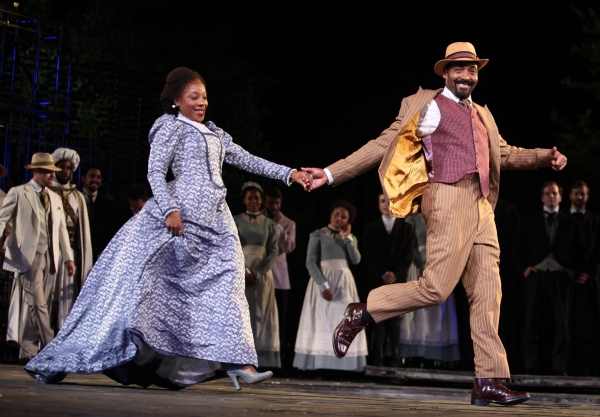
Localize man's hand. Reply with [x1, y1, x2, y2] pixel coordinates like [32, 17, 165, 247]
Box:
[65, 260, 76, 277]
[523, 266, 537, 278]
[290, 170, 313, 190]
[245, 272, 257, 286]
[563, 268, 576, 280]
[575, 272, 590, 285]
[382, 271, 397, 285]
[549, 147, 568, 171]
[321, 288, 333, 301]
[300, 168, 328, 191]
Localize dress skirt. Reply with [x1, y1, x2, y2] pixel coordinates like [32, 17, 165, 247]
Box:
[293, 259, 367, 371]
[24, 196, 257, 388]
[243, 245, 281, 367]
[398, 253, 461, 362]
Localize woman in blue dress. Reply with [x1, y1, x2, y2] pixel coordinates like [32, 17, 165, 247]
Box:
[24, 67, 311, 391]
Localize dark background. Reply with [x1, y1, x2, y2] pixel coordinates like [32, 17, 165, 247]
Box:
[2, 1, 600, 367]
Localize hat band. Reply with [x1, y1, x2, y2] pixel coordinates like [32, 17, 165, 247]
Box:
[445, 51, 479, 60]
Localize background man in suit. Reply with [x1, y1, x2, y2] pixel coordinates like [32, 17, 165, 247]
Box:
[263, 186, 296, 370]
[303, 41, 567, 406]
[50, 148, 93, 331]
[363, 192, 414, 367]
[567, 180, 600, 376]
[518, 181, 587, 376]
[80, 165, 118, 263]
[0, 153, 75, 363]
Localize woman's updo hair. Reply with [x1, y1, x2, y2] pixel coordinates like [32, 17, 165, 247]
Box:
[330, 199, 357, 224]
[160, 67, 206, 115]
[241, 181, 264, 199]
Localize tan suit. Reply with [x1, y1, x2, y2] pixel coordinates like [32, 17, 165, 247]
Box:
[327, 88, 553, 378]
[0, 181, 74, 359]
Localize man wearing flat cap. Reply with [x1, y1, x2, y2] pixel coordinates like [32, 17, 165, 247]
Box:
[0, 153, 75, 363]
[303, 41, 569, 406]
[49, 147, 93, 331]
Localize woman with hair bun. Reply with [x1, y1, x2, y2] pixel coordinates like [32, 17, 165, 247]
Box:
[25, 67, 312, 391]
[293, 199, 367, 372]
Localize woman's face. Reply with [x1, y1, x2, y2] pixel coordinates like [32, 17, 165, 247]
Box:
[243, 189, 262, 213]
[330, 207, 350, 230]
[174, 79, 208, 123]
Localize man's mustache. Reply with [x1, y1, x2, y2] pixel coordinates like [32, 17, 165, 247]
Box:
[455, 79, 474, 86]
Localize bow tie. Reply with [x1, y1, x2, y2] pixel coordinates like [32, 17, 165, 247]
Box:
[545, 211, 557, 223]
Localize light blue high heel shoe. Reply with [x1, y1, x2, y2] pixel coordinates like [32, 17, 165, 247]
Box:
[226, 367, 273, 391]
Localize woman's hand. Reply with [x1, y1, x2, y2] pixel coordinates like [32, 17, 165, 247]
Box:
[290, 170, 313, 191]
[166, 211, 183, 236]
[339, 223, 352, 239]
[321, 288, 333, 301]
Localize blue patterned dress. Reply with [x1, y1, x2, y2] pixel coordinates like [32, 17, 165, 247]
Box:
[25, 113, 294, 388]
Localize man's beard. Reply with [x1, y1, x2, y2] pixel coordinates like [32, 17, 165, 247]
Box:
[56, 175, 70, 185]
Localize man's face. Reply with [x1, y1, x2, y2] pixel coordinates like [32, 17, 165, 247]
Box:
[83, 168, 102, 192]
[129, 198, 147, 214]
[569, 186, 589, 210]
[55, 160, 73, 185]
[443, 63, 478, 100]
[32, 169, 55, 188]
[542, 184, 562, 210]
[264, 196, 281, 217]
[378, 194, 391, 216]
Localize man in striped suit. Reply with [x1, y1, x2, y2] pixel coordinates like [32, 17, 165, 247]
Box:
[302, 42, 568, 406]
[1, 153, 75, 364]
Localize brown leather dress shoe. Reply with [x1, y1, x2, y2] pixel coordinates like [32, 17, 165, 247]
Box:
[471, 378, 530, 406]
[332, 302, 368, 358]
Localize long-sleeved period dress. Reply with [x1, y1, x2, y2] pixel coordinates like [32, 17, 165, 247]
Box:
[25, 113, 295, 388]
[293, 227, 367, 371]
[233, 212, 280, 367]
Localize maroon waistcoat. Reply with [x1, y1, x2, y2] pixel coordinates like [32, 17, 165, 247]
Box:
[430, 94, 490, 197]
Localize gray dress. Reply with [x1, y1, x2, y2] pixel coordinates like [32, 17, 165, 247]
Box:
[25, 113, 294, 388]
[233, 213, 281, 367]
[293, 227, 367, 371]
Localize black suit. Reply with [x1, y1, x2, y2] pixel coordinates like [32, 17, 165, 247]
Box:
[83, 192, 119, 263]
[569, 210, 600, 376]
[362, 216, 415, 365]
[518, 210, 587, 375]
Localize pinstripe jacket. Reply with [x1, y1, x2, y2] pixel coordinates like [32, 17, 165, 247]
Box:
[327, 87, 553, 217]
[0, 182, 74, 273]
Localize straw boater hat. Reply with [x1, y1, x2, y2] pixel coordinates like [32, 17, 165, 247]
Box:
[434, 42, 489, 77]
[24, 153, 62, 171]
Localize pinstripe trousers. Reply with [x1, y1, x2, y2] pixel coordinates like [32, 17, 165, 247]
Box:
[366, 176, 510, 377]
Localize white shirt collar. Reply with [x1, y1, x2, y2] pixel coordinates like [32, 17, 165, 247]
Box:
[29, 179, 44, 193]
[570, 206, 586, 214]
[543, 205, 559, 213]
[442, 87, 472, 106]
[177, 113, 213, 134]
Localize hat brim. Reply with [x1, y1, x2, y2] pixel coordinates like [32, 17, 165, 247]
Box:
[434, 58, 489, 77]
[24, 163, 62, 172]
